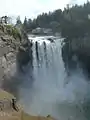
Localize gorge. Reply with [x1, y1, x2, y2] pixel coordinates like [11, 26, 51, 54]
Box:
[6, 35, 90, 120]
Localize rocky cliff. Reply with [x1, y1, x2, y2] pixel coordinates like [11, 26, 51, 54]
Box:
[62, 36, 90, 77]
[0, 24, 32, 96]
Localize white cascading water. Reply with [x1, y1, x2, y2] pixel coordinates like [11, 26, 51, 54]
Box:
[18, 35, 90, 120]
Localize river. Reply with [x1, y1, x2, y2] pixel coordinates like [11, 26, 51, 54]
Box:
[17, 35, 90, 120]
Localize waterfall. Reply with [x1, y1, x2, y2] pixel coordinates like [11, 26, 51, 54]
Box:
[2, 35, 90, 120]
[17, 35, 90, 120]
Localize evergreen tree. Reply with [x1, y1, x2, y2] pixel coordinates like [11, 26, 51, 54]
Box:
[23, 1, 90, 38]
[16, 16, 22, 25]
[23, 17, 28, 31]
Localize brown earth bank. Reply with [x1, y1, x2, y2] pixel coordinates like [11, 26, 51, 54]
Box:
[0, 89, 55, 120]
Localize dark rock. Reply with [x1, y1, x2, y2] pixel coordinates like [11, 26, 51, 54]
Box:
[35, 41, 39, 62]
[62, 36, 90, 78]
[11, 43, 16, 50]
[19, 46, 26, 52]
[1, 36, 7, 41]
[16, 49, 30, 72]
[22, 41, 28, 48]
[47, 38, 54, 43]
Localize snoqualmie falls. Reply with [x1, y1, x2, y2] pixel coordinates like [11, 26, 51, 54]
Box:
[3, 35, 90, 120]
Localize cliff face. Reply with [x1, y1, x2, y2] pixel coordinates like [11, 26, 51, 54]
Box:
[0, 24, 31, 95]
[0, 25, 17, 80]
[62, 36, 90, 77]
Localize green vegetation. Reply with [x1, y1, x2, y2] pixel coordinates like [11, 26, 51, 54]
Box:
[23, 1, 90, 39]
[12, 27, 21, 39]
[5, 24, 13, 29]
[5, 24, 21, 40]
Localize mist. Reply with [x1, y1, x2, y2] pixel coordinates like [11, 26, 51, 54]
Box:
[2, 36, 89, 120]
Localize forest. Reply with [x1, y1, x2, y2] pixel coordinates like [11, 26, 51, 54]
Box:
[22, 1, 90, 39]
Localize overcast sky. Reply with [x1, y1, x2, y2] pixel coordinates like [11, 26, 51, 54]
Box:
[0, 0, 89, 20]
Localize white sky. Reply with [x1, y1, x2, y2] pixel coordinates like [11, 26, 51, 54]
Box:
[0, 0, 89, 20]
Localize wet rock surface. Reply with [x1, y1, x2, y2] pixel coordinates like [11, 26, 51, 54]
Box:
[61, 36, 90, 77]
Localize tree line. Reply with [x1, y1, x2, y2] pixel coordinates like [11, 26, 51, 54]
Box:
[16, 1, 90, 39]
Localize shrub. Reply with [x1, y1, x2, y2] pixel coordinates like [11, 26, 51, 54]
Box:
[12, 27, 21, 39]
[6, 25, 22, 41]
